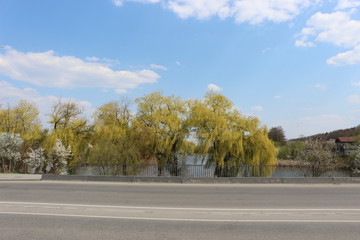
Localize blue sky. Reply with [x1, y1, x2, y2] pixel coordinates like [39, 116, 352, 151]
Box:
[1, 0, 360, 139]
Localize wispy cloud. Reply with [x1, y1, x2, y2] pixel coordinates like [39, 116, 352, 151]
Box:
[86, 56, 100, 61]
[115, 89, 127, 94]
[348, 95, 360, 104]
[86, 56, 121, 66]
[352, 81, 360, 87]
[114, 0, 319, 24]
[150, 64, 168, 70]
[251, 106, 264, 111]
[0, 48, 159, 89]
[302, 114, 343, 121]
[112, 0, 123, 7]
[336, 0, 360, 10]
[261, 48, 271, 53]
[314, 83, 327, 90]
[207, 83, 222, 92]
[0, 80, 93, 124]
[275, 95, 281, 99]
[112, 0, 160, 7]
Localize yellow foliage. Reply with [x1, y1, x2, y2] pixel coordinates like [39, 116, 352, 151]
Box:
[0, 100, 42, 148]
[189, 91, 277, 174]
[135, 91, 190, 166]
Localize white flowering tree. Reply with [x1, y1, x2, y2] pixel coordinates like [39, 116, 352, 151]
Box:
[299, 139, 338, 177]
[46, 139, 72, 174]
[25, 148, 46, 174]
[0, 132, 24, 173]
[350, 145, 360, 176]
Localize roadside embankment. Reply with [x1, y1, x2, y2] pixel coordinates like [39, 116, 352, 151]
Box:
[2, 174, 360, 183]
[40, 174, 360, 184]
[0, 174, 42, 181]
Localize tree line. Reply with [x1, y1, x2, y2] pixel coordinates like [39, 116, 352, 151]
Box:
[268, 126, 360, 177]
[0, 91, 278, 176]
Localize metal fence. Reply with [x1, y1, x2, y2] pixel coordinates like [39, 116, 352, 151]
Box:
[75, 163, 356, 178]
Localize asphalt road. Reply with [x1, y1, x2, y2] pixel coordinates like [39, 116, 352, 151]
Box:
[1, 181, 360, 239]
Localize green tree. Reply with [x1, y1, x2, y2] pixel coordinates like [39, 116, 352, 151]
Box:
[277, 141, 305, 160]
[268, 126, 286, 146]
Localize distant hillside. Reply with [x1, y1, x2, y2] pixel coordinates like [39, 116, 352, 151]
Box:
[291, 125, 360, 141]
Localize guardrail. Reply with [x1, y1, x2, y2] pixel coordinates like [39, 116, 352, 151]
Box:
[75, 163, 355, 178]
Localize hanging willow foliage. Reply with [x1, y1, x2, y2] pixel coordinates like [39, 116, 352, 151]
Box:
[189, 91, 277, 177]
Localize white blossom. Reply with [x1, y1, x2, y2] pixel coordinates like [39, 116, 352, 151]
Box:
[352, 145, 360, 174]
[46, 139, 72, 174]
[0, 132, 23, 172]
[25, 147, 46, 173]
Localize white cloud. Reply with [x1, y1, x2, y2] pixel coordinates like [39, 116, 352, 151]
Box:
[166, 0, 232, 20]
[207, 83, 222, 92]
[314, 83, 327, 90]
[275, 95, 281, 99]
[115, 89, 127, 94]
[176, 61, 181, 66]
[114, 0, 319, 24]
[251, 105, 264, 111]
[297, 11, 360, 48]
[336, 0, 360, 9]
[232, 0, 318, 24]
[0, 49, 159, 89]
[0, 81, 39, 102]
[296, 10, 360, 65]
[347, 95, 360, 104]
[327, 44, 360, 65]
[150, 64, 168, 70]
[352, 81, 360, 86]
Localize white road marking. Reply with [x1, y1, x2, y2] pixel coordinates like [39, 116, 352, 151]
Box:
[1, 201, 360, 212]
[1, 211, 360, 223]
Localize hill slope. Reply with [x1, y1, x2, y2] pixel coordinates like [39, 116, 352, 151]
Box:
[291, 125, 360, 141]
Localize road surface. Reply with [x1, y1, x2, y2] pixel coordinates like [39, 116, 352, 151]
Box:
[1, 181, 360, 239]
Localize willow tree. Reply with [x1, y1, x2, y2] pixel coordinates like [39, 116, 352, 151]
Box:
[189, 91, 277, 177]
[0, 100, 42, 148]
[241, 117, 278, 176]
[89, 99, 141, 176]
[134, 91, 191, 176]
[45, 100, 92, 170]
